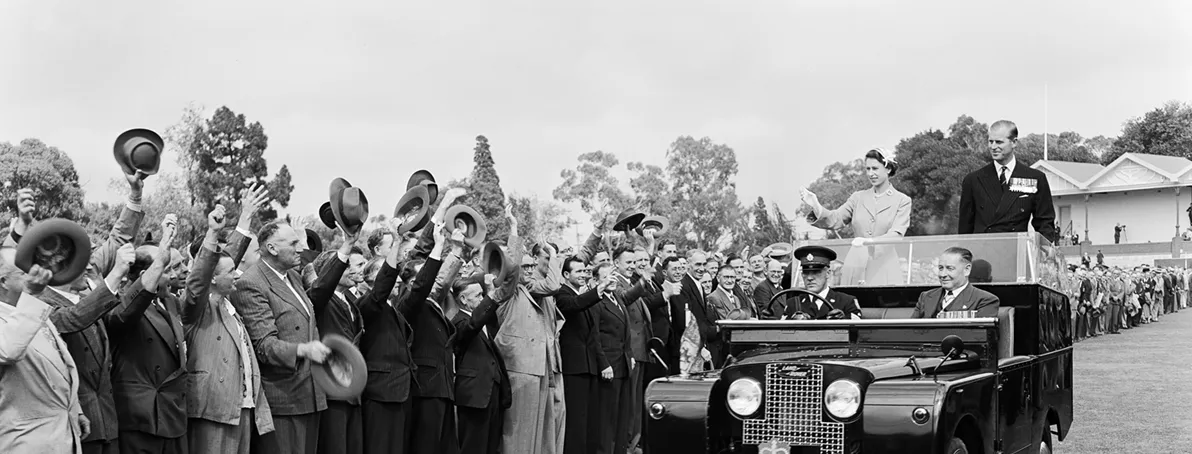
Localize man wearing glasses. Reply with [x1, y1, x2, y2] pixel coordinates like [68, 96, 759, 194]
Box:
[754, 261, 787, 320]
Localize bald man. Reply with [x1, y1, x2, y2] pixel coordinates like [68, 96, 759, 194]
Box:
[958, 120, 1058, 243]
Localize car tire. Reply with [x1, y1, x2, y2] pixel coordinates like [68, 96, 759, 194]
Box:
[1040, 423, 1054, 454]
[945, 437, 969, 454]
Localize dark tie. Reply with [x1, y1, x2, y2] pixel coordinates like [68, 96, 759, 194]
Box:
[999, 166, 1009, 188]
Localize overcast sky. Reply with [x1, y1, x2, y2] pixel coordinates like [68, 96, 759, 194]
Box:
[2, 0, 1190, 241]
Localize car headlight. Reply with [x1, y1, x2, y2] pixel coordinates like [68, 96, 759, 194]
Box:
[824, 379, 862, 420]
[726, 378, 763, 417]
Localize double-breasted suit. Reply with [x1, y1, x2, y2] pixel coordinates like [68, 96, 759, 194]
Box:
[451, 294, 512, 454]
[959, 161, 1058, 243]
[230, 256, 340, 454]
[106, 279, 190, 452]
[357, 256, 439, 454]
[182, 230, 273, 454]
[810, 187, 912, 286]
[0, 293, 86, 454]
[556, 283, 606, 454]
[910, 285, 1000, 319]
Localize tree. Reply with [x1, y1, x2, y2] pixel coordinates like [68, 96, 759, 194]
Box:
[183, 106, 292, 223]
[666, 136, 745, 251]
[0, 138, 87, 225]
[165, 103, 207, 172]
[466, 135, 510, 240]
[948, 114, 988, 152]
[508, 193, 576, 245]
[1101, 101, 1192, 165]
[101, 172, 205, 248]
[894, 129, 984, 236]
[804, 159, 869, 238]
[1015, 132, 1101, 166]
[553, 151, 634, 224]
[627, 161, 674, 218]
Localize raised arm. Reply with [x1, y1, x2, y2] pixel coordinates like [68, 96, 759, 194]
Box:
[556, 286, 602, 314]
[428, 226, 467, 304]
[183, 205, 228, 325]
[0, 292, 53, 365]
[107, 216, 175, 330]
[805, 189, 856, 232]
[91, 174, 149, 278]
[48, 244, 132, 333]
[528, 244, 563, 297]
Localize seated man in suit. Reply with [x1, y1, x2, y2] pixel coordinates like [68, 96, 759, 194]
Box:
[783, 246, 861, 320]
[911, 247, 1000, 319]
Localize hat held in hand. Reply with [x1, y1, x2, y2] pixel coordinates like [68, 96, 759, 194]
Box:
[311, 334, 368, 400]
[406, 169, 439, 205]
[393, 185, 431, 234]
[113, 128, 164, 176]
[328, 178, 369, 236]
[636, 215, 669, 236]
[444, 205, 487, 249]
[481, 242, 514, 286]
[613, 208, 647, 232]
[14, 218, 92, 286]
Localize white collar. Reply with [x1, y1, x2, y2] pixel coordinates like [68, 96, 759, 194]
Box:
[942, 283, 968, 309]
[460, 308, 473, 317]
[261, 260, 289, 281]
[817, 286, 831, 300]
[49, 287, 80, 304]
[995, 156, 1017, 176]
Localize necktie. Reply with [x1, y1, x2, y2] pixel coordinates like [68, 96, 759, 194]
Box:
[999, 166, 1009, 187]
[942, 290, 955, 310]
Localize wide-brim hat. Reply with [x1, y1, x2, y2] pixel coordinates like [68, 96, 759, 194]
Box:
[406, 169, 439, 205]
[305, 229, 323, 253]
[444, 205, 487, 249]
[329, 178, 369, 235]
[14, 218, 92, 286]
[481, 242, 514, 286]
[793, 245, 836, 270]
[766, 242, 794, 258]
[613, 208, 647, 232]
[113, 128, 164, 176]
[318, 202, 336, 229]
[311, 334, 368, 400]
[636, 215, 669, 236]
[394, 185, 432, 234]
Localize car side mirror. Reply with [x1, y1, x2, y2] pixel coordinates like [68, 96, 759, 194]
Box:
[941, 335, 965, 359]
[647, 337, 670, 378]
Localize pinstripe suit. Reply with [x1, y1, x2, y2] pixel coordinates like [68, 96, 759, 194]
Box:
[230, 254, 343, 454]
[183, 230, 273, 453]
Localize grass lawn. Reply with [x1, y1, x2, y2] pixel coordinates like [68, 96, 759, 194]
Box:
[1052, 309, 1192, 453]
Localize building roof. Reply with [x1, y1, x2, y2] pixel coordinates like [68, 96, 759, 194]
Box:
[1032, 153, 1192, 196]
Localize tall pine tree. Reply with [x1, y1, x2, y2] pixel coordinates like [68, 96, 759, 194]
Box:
[466, 135, 509, 240]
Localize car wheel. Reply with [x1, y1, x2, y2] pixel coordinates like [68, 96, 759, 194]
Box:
[946, 437, 969, 454]
[1040, 424, 1054, 454]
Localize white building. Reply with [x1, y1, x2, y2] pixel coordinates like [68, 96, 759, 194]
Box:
[1033, 153, 1192, 267]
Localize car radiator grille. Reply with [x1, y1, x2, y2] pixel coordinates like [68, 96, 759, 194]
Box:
[742, 363, 845, 454]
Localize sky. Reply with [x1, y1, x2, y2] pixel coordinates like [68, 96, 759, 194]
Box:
[2, 0, 1190, 244]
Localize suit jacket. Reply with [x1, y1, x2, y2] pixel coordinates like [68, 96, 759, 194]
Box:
[753, 279, 785, 320]
[810, 187, 912, 239]
[107, 281, 189, 438]
[910, 285, 1000, 319]
[646, 283, 686, 369]
[230, 257, 341, 416]
[0, 293, 84, 454]
[450, 298, 512, 410]
[707, 286, 755, 321]
[358, 257, 438, 404]
[959, 162, 1058, 243]
[38, 286, 121, 444]
[680, 273, 718, 352]
[616, 272, 664, 362]
[410, 256, 458, 401]
[556, 284, 607, 376]
[306, 255, 360, 405]
[596, 292, 632, 378]
[782, 288, 861, 320]
[182, 230, 273, 433]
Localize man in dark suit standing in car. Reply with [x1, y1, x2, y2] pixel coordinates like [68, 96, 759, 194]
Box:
[958, 119, 1059, 244]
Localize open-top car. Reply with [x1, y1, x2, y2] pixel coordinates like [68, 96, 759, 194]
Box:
[644, 232, 1074, 454]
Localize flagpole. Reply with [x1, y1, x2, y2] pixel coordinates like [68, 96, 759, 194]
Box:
[1044, 83, 1049, 161]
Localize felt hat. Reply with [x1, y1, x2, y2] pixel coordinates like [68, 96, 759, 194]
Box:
[311, 334, 368, 400]
[393, 185, 431, 234]
[318, 202, 337, 229]
[113, 128, 164, 176]
[636, 215, 669, 236]
[613, 208, 647, 232]
[481, 241, 514, 286]
[328, 178, 369, 235]
[766, 242, 794, 258]
[444, 205, 487, 249]
[406, 170, 439, 205]
[14, 218, 92, 286]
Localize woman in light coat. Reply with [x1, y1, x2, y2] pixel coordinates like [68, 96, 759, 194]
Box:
[800, 148, 912, 286]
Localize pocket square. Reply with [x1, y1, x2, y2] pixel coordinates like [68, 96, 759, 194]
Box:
[1018, 194, 1029, 198]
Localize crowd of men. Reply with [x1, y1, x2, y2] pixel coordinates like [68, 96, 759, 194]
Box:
[1065, 264, 1188, 341]
[0, 122, 1185, 454]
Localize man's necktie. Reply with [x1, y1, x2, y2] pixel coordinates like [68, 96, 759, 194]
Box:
[942, 290, 955, 311]
[999, 166, 1009, 188]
